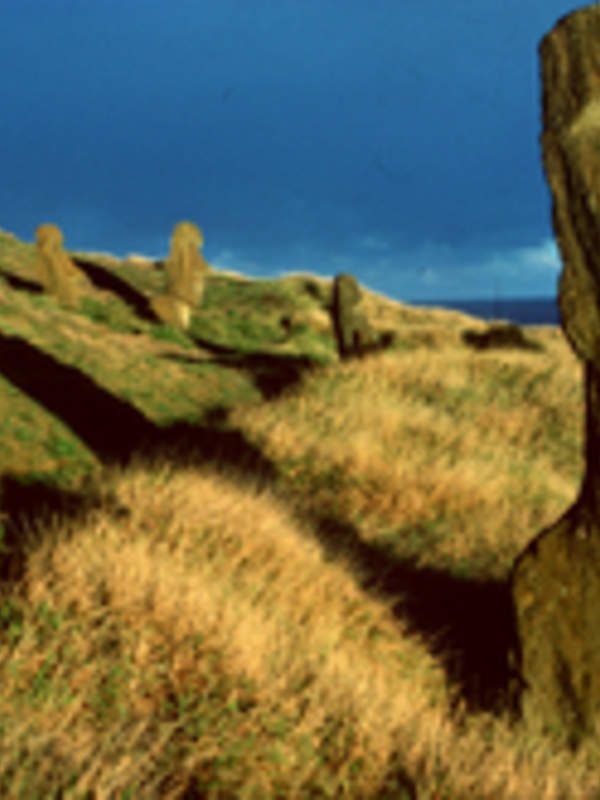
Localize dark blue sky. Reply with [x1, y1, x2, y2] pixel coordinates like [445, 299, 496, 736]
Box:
[1, 0, 580, 301]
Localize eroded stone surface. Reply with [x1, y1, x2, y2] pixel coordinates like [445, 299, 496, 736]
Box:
[512, 502, 600, 745]
[538, 9, 600, 363]
[510, 6, 600, 747]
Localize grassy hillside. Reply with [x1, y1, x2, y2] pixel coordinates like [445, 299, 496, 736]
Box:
[0, 228, 593, 798]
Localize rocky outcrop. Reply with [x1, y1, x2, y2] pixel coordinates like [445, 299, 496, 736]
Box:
[461, 323, 542, 351]
[510, 5, 600, 748]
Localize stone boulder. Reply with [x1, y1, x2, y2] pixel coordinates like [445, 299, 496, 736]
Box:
[510, 5, 600, 748]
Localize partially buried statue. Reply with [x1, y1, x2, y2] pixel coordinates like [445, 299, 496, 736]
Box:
[510, 5, 600, 748]
[331, 273, 394, 359]
[34, 223, 89, 308]
[150, 220, 209, 330]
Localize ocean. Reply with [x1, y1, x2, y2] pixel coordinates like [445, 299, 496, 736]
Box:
[409, 296, 560, 327]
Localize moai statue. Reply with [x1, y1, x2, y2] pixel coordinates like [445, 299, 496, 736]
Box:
[331, 273, 379, 359]
[151, 221, 209, 331]
[510, 5, 600, 747]
[34, 223, 88, 308]
[164, 220, 208, 308]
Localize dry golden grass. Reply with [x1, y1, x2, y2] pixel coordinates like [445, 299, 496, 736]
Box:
[2, 455, 591, 799]
[0, 292, 597, 797]
[0, 231, 595, 796]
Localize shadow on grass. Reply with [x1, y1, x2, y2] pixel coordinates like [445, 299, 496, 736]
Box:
[0, 333, 279, 590]
[0, 266, 44, 294]
[287, 503, 520, 717]
[462, 324, 543, 352]
[72, 256, 158, 323]
[166, 335, 323, 400]
[0, 332, 519, 721]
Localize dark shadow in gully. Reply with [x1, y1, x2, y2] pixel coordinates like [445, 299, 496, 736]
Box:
[72, 256, 158, 323]
[285, 502, 520, 717]
[0, 333, 278, 592]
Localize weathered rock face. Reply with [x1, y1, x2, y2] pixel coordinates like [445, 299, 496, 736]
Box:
[510, 5, 600, 747]
[331, 273, 380, 359]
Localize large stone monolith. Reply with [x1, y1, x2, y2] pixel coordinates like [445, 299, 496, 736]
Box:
[331, 273, 380, 359]
[510, 5, 600, 747]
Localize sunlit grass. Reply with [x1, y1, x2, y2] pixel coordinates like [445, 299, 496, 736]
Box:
[0, 236, 595, 797]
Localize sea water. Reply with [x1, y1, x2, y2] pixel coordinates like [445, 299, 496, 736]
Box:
[410, 296, 560, 327]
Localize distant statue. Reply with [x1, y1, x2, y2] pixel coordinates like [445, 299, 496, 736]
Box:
[34, 223, 88, 308]
[150, 220, 210, 331]
[331, 273, 394, 359]
[164, 221, 209, 307]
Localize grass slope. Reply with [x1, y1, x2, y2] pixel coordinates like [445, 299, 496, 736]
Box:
[0, 229, 593, 798]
